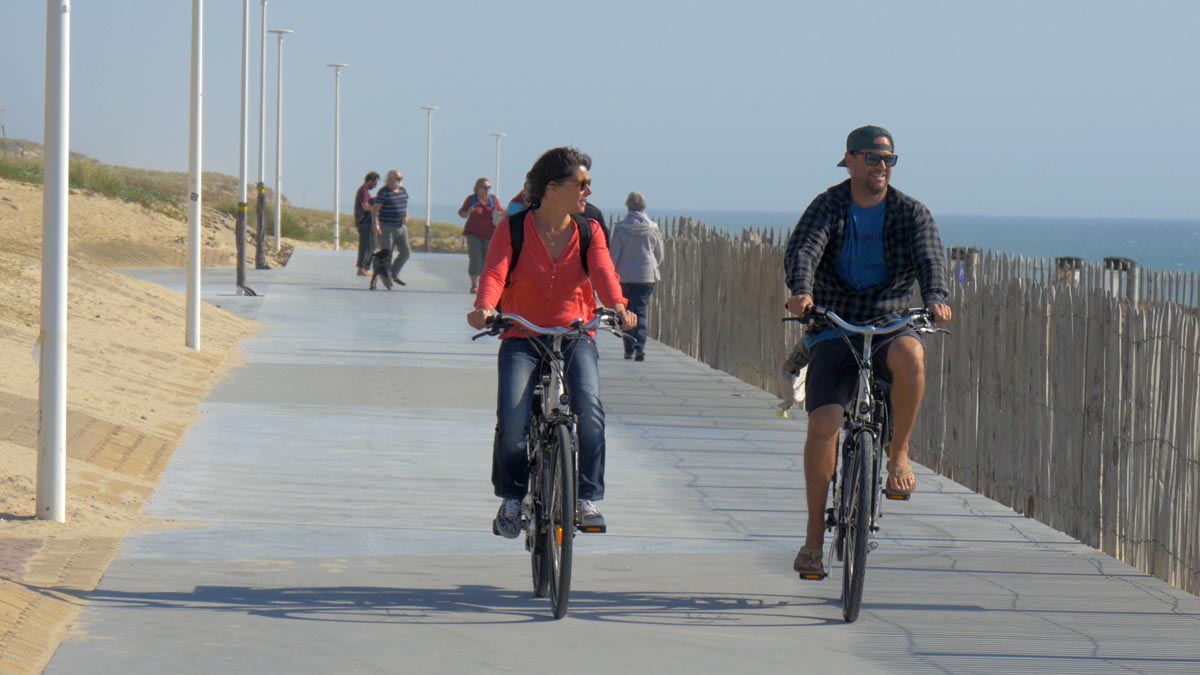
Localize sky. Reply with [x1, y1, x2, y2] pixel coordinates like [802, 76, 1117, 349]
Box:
[2, 1, 1199, 222]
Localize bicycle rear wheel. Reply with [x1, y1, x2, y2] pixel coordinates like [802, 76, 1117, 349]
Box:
[544, 423, 575, 619]
[841, 430, 873, 623]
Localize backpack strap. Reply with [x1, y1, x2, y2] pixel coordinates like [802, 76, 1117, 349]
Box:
[504, 210, 593, 288]
[504, 209, 529, 288]
[572, 214, 592, 278]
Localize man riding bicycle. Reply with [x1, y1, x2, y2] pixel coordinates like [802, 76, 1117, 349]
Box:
[783, 125, 952, 577]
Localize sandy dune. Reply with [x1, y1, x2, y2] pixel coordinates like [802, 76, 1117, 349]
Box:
[0, 177, 266, 672]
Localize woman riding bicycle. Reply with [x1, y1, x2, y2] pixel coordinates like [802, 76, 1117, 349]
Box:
[467, 147, 636, 539]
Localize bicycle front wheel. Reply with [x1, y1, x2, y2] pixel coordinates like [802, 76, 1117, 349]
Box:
[530, 436, 550, 598]
[841, 430, 874, 623]
[544, 423, 575, 619]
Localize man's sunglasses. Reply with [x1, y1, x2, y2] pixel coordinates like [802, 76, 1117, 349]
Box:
[856, 152, 898, 168]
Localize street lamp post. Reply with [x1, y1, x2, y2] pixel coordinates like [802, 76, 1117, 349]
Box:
[254, 0, 269, 269]
[489, 132, 506, 204]
[328, 64, 348, 251]
[185, 0, 203, 350]
[268, 28, 292, 253]
[420, 105, 438, 253]
[37, 0, 71, 522]
[235, 0, 250, 295]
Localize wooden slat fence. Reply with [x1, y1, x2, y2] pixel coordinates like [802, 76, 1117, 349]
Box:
[646, 219, 1200, 595]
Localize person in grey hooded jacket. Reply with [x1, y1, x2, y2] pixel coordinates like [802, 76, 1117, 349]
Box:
[609, 191, 665, 361]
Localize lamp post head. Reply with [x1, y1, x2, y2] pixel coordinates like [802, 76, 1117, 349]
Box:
[268, 28, 294, 37]
[327, 63, 348, 69]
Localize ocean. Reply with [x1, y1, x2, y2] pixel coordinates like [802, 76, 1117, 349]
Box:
[419, 204, 1200, 273]
[657, 210, 1200, 274]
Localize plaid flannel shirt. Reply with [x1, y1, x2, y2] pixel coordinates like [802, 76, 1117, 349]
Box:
[784, 180, 948, 323]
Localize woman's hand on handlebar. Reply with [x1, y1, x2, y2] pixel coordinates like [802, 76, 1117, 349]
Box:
[614, 304, 637, 332]
[467, 306, 494, 330]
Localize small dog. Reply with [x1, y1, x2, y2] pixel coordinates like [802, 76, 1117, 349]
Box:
[369, 250, 393, 290]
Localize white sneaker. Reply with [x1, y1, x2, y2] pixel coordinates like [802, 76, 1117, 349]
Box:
[576, 499, 606, 530]
[493, 497, 523, 538]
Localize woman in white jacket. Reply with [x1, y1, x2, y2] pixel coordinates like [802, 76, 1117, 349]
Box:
[609, 191, 664, 361]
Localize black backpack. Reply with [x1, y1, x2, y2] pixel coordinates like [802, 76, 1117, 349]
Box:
[504, 209, 593, 287]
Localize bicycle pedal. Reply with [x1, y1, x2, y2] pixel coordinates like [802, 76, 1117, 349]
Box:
[867, 541, 879, 553]
[883, 491, 912, 501]
[798, 570, 828, 581]
[578, 524, 607, 534]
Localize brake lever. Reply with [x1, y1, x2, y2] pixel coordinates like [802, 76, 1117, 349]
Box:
[471, 318, 508, 341]
[599, 315, 628, 340]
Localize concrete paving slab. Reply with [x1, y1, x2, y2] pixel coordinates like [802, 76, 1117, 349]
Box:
[48, 250, 1200, 674]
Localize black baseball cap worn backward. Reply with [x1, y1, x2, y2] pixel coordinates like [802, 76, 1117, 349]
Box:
[836, 125, 894, 167]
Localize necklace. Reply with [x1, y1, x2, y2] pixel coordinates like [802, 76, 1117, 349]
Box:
[537, 224, 573, 257]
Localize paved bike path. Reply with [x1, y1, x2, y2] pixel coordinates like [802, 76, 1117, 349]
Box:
[48, 251, 1200, 674]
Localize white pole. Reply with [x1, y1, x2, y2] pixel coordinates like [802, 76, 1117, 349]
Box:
[257, 0, 267, 188]
[38, 0, 70, 522]
[269, 29, 292, 253]
[254, 0, 268, 268]
[185, 0, 203, 352]
[490, 132, 506, 204]
[236, 0, 249, 295]
[328, 64, 347, 250]
[420, 105, 438, 252]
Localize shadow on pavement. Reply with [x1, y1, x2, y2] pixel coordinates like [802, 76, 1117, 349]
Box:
[70, 584, 848, 627]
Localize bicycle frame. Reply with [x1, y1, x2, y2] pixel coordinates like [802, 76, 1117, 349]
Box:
[535, 335, 571, 426]
[820, 309, 929, 531]
[473, 310, 623, 618]
[785, 307, 946, 620]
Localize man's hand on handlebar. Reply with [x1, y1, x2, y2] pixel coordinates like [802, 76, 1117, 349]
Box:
[926, 302, 952, 325]
[786, 293, 814, 319]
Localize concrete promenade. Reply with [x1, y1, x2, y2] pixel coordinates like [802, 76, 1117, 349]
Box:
[47, 251, 1200, 674]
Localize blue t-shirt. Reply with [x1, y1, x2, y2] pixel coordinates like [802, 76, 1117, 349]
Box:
[807, 201, 890, 348]
[837, 201, 888, 289]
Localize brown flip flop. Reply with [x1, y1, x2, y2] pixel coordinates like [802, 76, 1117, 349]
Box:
[885, 462, 916, 498]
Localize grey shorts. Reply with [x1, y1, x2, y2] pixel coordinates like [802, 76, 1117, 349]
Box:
[803, 329, 921, 413]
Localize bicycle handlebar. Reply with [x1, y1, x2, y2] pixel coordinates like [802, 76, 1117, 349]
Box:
[783, 306, 948, 336]
[472, 308, 625, 341]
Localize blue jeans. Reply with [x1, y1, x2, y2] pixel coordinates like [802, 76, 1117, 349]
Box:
[493, 336, 606, 501]
[620, 282, 655, 354]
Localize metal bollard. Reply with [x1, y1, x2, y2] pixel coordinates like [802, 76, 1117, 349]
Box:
[1103, 256, 1138, 302]
[947, 246, 981, 283]
[1056, 256, 1085, 285]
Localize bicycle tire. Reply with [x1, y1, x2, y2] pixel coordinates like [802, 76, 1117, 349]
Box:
[545, 423, 575, 619]
[530, 432, 550, 598]
[841, 430, 873, 623]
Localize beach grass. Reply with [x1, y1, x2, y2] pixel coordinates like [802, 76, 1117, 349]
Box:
[0, 143, 464, 250]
